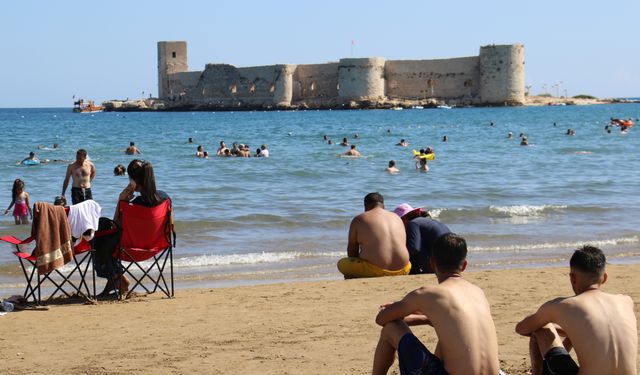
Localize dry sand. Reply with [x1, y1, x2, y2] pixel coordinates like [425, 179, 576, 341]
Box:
[1, 264, 638, 374]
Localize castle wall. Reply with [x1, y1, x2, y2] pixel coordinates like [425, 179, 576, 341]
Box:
[166, 71, 201, 100]
[479, 44, 525, 104]
[173, 64, 298, 108]
[385, 57, 479, 100]
[292, 63, 339, 104]
[338, 58, 386, 102]
[157, 41, 525, 108]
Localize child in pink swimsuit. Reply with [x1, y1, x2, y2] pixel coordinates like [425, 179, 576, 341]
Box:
[4, 179, 32, 225]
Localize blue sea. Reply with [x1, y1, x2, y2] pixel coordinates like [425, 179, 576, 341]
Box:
[0, 105, 639, 293]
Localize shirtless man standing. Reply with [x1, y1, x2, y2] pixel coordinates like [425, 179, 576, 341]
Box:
[516, 245, 637, 375]
[372, 234, 500, 375]
[337, 192, 410, 278]
[61, 149, 96, 205]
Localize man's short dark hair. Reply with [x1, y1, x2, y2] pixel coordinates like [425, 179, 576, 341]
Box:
[77, 149, 87, 157]
[570, 245, 605, 277]
[432, 234, 467, 272]
[364, 192, 384, 209]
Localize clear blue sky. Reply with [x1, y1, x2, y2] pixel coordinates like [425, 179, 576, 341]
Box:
[2, 0, 638, 107]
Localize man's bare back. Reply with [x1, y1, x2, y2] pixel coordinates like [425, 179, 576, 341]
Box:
[410, 278, 499, 374]
[372, 234, 500, 375]
[516, 245, 638, 375]
[348, 207, 409, 271]
[555, 291, 636, 375]
[519, 291, 637, 375]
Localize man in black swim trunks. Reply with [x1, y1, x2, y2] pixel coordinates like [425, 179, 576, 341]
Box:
[61, 149, 96, 205]
[516, 245, 637, 375]
[372, 234, 500, 375]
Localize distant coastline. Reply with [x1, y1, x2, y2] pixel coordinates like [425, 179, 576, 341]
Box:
[99, 94, 627, 112]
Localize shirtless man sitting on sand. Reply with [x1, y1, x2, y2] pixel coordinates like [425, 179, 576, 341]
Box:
[337, 192, 410, 278]
[372, 234, 500, 375]
[61, 149, 96, 205]
[516, 245, 637, 375]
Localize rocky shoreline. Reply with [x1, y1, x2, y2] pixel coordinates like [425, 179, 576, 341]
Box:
[102, 95, 621, 112]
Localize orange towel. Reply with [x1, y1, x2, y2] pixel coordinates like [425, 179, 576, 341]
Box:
[32, 202, 73, 275]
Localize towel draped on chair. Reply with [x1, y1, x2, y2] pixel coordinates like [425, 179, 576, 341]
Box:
[32, 202, 73, 275]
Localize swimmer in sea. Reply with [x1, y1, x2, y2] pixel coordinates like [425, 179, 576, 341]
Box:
[196, 145, 205, 158]
[396, 139, 408, 147]
[18, 151, 39, 165]
[520, 137, 529, 146]
[343, 144, 361, 157]
[417, 157, 429, 172]
[125, 142, 142, 155]
[386, 160, 399, 174]
[216, 141, 228, 155]
[113, 164, 126, 176]
[442, 135, 448, 142]
[508, 132, 513, 139]
[340, 137, 349, 147]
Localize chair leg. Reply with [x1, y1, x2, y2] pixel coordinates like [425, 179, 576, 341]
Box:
[119, 248, 173, 299]
[170, 248, 174, 297]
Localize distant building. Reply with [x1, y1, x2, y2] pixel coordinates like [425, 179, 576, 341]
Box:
[158, 41, 525, 110]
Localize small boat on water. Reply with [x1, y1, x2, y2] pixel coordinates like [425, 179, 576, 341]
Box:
[436, 105, 453, 109]
[610, 118, 634, 127]
[73, 99, 104, 113]
[391, 107, 403, 111]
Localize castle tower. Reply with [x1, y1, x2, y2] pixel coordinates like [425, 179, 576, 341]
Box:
[273, 64, 296, 107]
[158, 41, 188, 99]
[337, 58, 386, 103]
[478, 44, 525, 105]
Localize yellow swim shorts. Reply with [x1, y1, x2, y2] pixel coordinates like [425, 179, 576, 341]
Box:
[337, 257, 411, 279]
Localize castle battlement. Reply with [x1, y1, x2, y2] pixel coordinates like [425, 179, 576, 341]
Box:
[157, 41, 525, 109]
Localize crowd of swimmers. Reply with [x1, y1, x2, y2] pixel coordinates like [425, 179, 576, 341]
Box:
[193, 140, 270, 158]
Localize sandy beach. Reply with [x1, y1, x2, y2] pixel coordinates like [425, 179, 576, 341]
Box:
[0, 264, 638, 374]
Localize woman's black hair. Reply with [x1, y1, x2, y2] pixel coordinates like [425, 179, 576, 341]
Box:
[127, 159, 161, 206]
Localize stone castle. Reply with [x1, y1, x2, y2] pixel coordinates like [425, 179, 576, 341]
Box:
[157, 41, 525, 110]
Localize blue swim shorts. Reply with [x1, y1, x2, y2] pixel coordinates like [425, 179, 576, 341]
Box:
[397, 333, 448, 375]
[542, 346, 579, 375]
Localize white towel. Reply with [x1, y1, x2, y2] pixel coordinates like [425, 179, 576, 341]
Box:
[67, 200, 102, 246]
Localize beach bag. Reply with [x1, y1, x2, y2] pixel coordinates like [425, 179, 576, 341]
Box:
[93, 217, 123, 278]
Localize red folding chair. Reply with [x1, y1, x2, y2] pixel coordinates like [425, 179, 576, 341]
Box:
[0, 206, 96, 305]
[115, 199, 175, 299]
